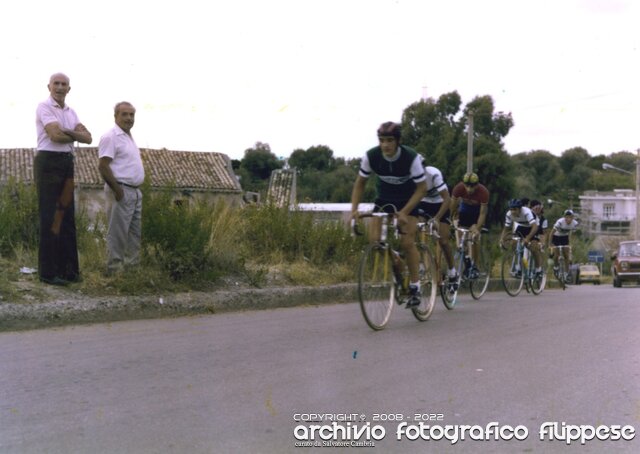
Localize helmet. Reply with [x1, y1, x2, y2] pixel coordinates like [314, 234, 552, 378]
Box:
[508, 198, 523, 209]
[530, 199, 542, 208]
[463, 172, 479, 185]
[377, 121, 401, 140]
[564, 209, 574, 216]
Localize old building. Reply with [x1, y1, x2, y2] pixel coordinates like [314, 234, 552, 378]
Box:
[0, 147, 243, 220]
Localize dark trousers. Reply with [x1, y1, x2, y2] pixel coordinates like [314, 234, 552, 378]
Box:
[34, 151, 79, 281]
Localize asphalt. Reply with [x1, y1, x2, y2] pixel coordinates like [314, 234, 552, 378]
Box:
[0, 279, 561, 332]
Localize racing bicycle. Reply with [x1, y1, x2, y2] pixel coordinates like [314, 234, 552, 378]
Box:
[441, 226, 491, 309]
[501, 235, 545, 296]
[353, 210, 437, 330]
[551, 244, 572, 290]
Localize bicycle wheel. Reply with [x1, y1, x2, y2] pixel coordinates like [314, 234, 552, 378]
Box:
[556, 256, 567, 290]
[501, 247, 524, 297]
[529, 255, 546, 295]
[412, 246, 436, 321]
[441, 249, 462, 309]
[470, 244, 491, 300]
[358, 244, 395, 330]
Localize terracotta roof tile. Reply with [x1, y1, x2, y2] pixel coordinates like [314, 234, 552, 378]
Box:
[0, 147, 242, 193]
[267, 169, 297, 207]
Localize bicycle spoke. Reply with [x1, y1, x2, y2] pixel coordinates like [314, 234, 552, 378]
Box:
[412, 248, 436, 321]
[358, 244, 395, 330]
[501, 246, 524, 297]
[470, 244, 491, 300]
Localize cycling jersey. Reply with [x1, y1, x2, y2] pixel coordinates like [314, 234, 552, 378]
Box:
[504, 206, 537, 228]
[534, 214, 548, 234]
[451, 182, 489, 227]
[552, 218, 578, 236]
[422, 166, 447, 204]
[359, 145, 426, 203]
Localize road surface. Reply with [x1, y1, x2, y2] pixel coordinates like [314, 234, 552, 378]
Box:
[1, 285, 639, 453]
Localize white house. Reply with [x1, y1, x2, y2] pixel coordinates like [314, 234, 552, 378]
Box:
[579, 189, 637, 236]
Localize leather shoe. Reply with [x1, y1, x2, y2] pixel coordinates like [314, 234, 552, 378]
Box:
[39, 276, 69, 286]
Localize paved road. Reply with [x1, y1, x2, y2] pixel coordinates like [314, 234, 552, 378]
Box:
[1, 286, 639, 453]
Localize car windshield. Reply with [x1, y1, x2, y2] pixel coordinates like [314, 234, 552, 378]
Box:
[619, 243, 640, 257]
[581, 265, 598, 272]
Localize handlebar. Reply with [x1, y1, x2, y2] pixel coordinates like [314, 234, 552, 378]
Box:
[350, 211, 398, 237]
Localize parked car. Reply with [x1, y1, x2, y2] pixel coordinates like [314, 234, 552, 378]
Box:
[611, 241, 640, 287]
[577, 264, 600, 285]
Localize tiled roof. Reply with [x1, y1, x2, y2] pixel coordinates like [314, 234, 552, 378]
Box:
[266, 168, 297, 207]
[0, 147, 242, 193]
[0, 149, 35, 183]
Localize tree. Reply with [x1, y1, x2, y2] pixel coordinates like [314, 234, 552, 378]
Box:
[237, 142, 283, 193]
[558, 147, 594, 195]
[402, 92, 516, 226]
[590, 150, 636, 191]
[288, 145, 336, 173]
[511, 150, 563, 198]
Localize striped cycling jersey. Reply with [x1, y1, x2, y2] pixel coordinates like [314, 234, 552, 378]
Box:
[359, 145, 425, 202]
[552, 218, 578, 236]
[504, 206, 538, 228]
[421, 166, 447, 203]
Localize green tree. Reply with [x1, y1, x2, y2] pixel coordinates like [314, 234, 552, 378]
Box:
[288, 145, 336, 173]
[237, 142, 283, 193]
[402, 92, 515, 226]
[590, 150, 636, 191]
[511, 150, 563, 199]
[558, 147, 594, 197]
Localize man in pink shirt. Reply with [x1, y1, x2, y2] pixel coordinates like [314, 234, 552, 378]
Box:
[35, 73, 92, 285]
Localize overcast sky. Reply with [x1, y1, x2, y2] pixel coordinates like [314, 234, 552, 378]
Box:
[1, 0, 638, 161]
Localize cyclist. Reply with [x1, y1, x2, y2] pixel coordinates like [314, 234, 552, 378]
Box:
[530, 199, 549, 247]
[499, 198, 543, 277]
[548, 209, 579, 279]
[449, 172, 489, 278]
[350, 121, 427, 308]
[418, 163, 457, 283]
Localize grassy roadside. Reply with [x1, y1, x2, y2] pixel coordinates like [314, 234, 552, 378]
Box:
[0, 180, 363, 304]
[1, 179, 608, 304]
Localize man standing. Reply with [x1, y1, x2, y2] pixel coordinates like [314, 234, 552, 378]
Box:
[35, 73, 92, 285]
[98, 102, 145, 274]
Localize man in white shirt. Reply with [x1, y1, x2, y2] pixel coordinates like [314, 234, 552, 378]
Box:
[35, 72, 92, 285]
[499, 198, 543, 277]
[98, 102, 145, 274]
[548, 209, 579, 277]
[418, 165, 457, 282]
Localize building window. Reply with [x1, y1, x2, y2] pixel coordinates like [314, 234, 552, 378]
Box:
[603, 203, 615, 219]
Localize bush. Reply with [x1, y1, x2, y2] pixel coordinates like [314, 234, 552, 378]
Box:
[1, 179, 365, 292]
[0, 179, 38, 256]
[142, 186, 246, 281]
[242, 203, 357, 265]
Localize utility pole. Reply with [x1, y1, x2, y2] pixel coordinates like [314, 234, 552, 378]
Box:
[467, 111, 474, 173]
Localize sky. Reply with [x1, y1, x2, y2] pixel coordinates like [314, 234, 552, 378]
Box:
[1, 0, 638, 161]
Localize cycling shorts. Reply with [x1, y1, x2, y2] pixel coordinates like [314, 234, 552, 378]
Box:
[417, 201, 450, 224]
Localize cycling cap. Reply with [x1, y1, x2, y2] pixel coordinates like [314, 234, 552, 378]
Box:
[463, 172, 479, 185]
[564, 209, 574, 216]
[508, 198, 523, 209]
[377, 121, 401, 139]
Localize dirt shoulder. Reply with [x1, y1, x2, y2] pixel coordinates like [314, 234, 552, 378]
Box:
[0, 279, 358, 332]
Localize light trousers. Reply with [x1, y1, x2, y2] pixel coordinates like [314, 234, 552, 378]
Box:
[106, 185, 142, 272]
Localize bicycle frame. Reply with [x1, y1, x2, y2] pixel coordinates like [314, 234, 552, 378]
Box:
[353, 210, 437, 330]
[552, 244, 572, 289]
